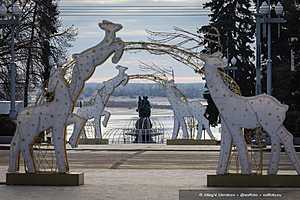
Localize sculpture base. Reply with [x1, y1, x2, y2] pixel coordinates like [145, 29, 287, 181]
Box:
[207, 174, 300, 187]
[78, 138, 109, 145]
[0, 136, 13, 144]
[167, 139, 219, 145]
[6, 172, 84, 186]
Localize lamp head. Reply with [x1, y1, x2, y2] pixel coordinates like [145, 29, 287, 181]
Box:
[275, 2, 284, 16]
[259, 1, 270, 15]
[8, 2, 22, 16]
[231, 57, 237, 66]
[0, 2, 7, 16]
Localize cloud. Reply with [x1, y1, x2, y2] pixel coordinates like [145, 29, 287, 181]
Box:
[60, 0, 208, 83]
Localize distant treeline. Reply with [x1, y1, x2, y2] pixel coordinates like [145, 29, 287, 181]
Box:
[82, 82, 206, 98]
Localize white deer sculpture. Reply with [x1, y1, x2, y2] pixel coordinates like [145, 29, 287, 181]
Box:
[202, 52, 300, 175]
[129, 67, 215, 140]
[9, 67, 72, 173]
[68, 65, 129, 146]
[165, 79, 215, 140]
[8, 20, 125, 173]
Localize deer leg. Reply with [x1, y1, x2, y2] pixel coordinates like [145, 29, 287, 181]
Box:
[217, 121, 232, 175]
[8, 130, 20, 172]
[172, 117, 180, 139]
[228, 126, 252, 174]
[53, 125, 68, 173]
[68, 114, 87, 148]
[95, 115, 102, 139]
[196, 117, 203, 140]
[180, 118, 189, 139]
[203, 118, 216, 140]
[102, 110, 111, 127]
[268, 134, 281, 175]
[277, 125, 300, 175]
[21, 139, 35, 173]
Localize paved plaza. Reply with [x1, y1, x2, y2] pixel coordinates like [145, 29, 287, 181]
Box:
[0, 144, 300, 200]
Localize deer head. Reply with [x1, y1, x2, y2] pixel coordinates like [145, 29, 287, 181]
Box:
[98, 20, 123, 35]
[202, 52, 226, 70]
[115, 65, 129, 86]
[97, 20, 125, 64]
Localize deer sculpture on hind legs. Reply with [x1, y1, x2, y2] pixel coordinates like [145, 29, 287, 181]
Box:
[66, 20, 125, 144]
[68, 65, 129, 147]
[8, 20, 125, 173]
[201, 52, 300, 175]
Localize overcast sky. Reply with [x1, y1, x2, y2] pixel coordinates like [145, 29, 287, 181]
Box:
[59, 0, 209, 83]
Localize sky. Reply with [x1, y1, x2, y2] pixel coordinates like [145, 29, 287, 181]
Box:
[59, 0, 209, 83]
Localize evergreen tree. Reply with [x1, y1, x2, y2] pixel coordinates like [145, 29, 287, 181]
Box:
[203, 84, 219, 127]
[261, 1, 300, 134]
[200, 0, 256, 96]
[199, 0, 256, 125]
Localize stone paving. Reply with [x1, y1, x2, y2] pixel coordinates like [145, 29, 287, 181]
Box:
[0, 145, 299, 200]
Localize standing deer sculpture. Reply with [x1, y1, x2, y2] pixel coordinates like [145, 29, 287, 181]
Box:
[8, 20, 125, 173]
[130, 65, 215, 140]
[164, 79, 215, 140]
[68, 65, 129, 147]
[9, 67, 72, 173]
[201, 52, 300, 175]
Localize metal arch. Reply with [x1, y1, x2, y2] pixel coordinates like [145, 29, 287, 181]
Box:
[125, 41, 241, 96]
[128, 74, 191, 102]
[128, 74, 167, 85]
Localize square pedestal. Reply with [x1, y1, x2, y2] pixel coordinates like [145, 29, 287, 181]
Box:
[6, 172, 84, 186]
[207, 174, 300, 187]
[78, 138, 108, 145]
[167, 139, 219, 145]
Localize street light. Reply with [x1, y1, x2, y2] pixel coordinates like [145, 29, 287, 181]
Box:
[231, 56, 237, 66]
[256, 0, 286, 96]
[0, 3, 7, 16]
[259, 1, 270, 14]
[0, 0, 22, 119]
[275, 2, 284, 16]
[224, 56, 238, 79]
[290, 36, 299, 72]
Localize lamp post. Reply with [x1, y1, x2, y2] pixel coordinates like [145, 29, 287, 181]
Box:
[230, 56, 237, 79]
[290, 36, 299, 72]
[257, 1, 285, 95]
[255, 0, 262, 95]
[0, 0, 22, 119]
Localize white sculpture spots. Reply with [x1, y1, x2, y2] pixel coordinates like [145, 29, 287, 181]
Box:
[164, 80, 215, 140]
[68, 65, 129, 147]
[8, 20, 125, 173]
[202, 52, 300, 175]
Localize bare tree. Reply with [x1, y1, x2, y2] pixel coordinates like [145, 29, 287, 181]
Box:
[0, 0, 77, 105]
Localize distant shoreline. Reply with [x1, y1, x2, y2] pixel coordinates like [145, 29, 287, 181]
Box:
[106, 100, 172, 110]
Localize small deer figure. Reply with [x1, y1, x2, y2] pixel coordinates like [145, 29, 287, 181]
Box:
[68, 65, 129, 147]
[130, 64, 215, 140]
